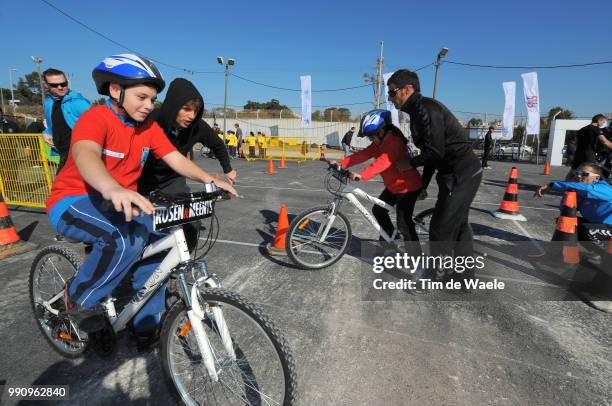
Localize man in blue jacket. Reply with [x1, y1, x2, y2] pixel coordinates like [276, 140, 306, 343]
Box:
[42, 68, 90, 173]
[536, 163, 612, 246]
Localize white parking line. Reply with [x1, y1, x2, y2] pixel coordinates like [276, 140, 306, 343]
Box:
[512, 219, 546, 255]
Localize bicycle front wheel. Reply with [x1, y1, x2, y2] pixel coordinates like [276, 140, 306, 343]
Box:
[286, 205, 352, 270]
[161, 288, 297, 406]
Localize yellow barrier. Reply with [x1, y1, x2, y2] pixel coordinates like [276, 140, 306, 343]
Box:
[243, 136, 321, 162]
[0, 134, 58, 208]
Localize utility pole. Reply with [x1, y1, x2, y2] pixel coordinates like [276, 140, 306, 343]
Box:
[8, 68, 17, 113]
[375, 41, 384, 109]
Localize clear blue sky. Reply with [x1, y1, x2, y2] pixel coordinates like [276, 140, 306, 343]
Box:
[2, 0, 611, 121]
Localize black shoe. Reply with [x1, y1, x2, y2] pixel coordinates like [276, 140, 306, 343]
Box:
[132, 329, 161, 353]
[89, 321, 117, 357]
[54, 234, 64, 242]
[66, 303, 106, 333]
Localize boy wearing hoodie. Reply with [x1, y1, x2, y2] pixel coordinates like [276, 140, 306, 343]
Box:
[138, 78, 237, 251]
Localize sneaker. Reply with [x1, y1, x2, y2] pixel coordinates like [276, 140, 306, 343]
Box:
[66, 302, 106, 333]
[54, 234, 65, 242]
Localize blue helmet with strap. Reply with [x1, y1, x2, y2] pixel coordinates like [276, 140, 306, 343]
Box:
[358, 109, 391, 137]
[92, 54, 165, 97]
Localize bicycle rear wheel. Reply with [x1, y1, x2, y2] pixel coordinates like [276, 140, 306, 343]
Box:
[285, 205, 352, 269]
[161, 288, 297, 406]
[29, 245, 88, 358]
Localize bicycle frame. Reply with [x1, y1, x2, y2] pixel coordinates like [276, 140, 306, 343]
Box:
[332, 182, 399, 243]
[42, 223, 234, 382]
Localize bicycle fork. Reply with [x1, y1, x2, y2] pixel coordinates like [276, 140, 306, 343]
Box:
[177, 264, 236, 382]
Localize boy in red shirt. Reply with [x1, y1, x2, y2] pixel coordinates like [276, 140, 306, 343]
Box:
[340, 109, 423, 245]
[47, 54, 236, 334]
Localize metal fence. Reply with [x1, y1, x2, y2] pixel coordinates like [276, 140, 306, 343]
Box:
[0, 134, 58, 208]
[242, 136, 322, 162]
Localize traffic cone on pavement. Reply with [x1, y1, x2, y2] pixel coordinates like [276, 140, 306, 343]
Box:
[543, 162, 550, 175]
[492, 167, 526, 221]
[279, 155, 287, 169]
[266, 204, 289, 256]
[319, 147, 326, 161]
[0, 194, 36, 260]
[267, 159, 276, 174]
[551, 191, 580, 265]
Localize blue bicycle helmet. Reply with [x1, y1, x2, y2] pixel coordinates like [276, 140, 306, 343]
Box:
[92, 54, 165, 96]
[358, 109, 391, 137]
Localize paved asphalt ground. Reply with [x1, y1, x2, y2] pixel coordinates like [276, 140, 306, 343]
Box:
[0, 154, 611, 405]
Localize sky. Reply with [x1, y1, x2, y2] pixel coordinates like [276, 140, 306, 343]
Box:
[2, 0, 611, 121]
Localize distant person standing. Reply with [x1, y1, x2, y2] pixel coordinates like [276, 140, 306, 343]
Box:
[226, 130, 238, 157]
[341, 126, 356, 157]
[234, 123, 243, 155]
[481, 126, 493, 169]
[247, 131, 257, 158]
[572, 115, 611, 170]
[42, 68, 90, 173]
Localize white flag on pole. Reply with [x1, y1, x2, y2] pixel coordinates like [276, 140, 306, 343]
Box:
[502, 81, 516, 140]
[382, 72, 399, 126]
[521, 71, 540, 135]
[300, 75, 312, 128]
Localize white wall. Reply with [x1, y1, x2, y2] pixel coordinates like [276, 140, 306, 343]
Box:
[204, 118, 410, 148]
[547, 119, 590, 166]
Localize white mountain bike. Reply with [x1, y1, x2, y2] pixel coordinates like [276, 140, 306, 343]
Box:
[285, 164, 432, 270]
[30, 186, 297, 405]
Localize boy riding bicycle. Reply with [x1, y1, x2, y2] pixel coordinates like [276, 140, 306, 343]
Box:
[46, 54, 236, 335]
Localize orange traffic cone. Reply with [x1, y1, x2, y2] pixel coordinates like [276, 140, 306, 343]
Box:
[279, 155, 287, 169]
[319, 147, 326, 161]
[0, 194, 36, 260]
[543, 162, 550, 175]
[493, 167, 526, 221]
[551, 191, 580, 265]
[267, 159, 276, 174]
[240, 148, 245, 159]
[266, 204, 289, 256]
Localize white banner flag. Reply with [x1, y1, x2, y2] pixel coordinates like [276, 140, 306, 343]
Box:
[383, 72, 399, 126]
[521, 71, 540, 135]
[300, 75, 311, 128]
[502, 81, 516, 140]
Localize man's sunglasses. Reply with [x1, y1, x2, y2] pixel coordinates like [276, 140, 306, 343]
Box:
[387, 87, 403, 97]
[46, 82, 68, 88]
[575, 170, 599, 179]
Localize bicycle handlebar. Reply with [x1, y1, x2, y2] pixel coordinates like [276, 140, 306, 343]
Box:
[327, 162, 357, 183]
[99, 188, 231, 212]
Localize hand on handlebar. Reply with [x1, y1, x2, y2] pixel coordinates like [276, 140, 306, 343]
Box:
[102, 186, 155, 222]
[214, 179, 239, 197]
[350, 172, 361, 181]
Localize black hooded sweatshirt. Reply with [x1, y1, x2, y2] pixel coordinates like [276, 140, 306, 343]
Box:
[138, 78, 232, 195]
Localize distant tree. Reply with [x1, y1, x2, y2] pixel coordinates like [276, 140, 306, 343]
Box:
[467, 118, 483, 127]
[336, 108, 351, 121]
[324, 107, 337, 121]
[312, 110, 323, 121]
[13, 71, 44, 105]
[243, 98, 290, 110]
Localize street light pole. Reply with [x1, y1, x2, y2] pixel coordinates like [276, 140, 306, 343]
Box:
[31, 56, 46, 105]
[432, 47, 448, 100]
[8, 68, 17, 113]
[217, 56, 236, 144]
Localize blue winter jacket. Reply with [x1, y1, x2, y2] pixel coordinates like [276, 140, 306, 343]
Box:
[43, 90, 90, 135]
[551, 180, 612, 225]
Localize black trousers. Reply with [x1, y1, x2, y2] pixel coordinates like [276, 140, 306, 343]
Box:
[430, 158, 482, 259]
[372, 188, 421, 243]
[481, 146, 490, 168]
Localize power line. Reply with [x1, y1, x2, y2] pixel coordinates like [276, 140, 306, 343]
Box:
[39, 0, 219, 75]
[444, 60, 612, 69]
[230, 73, 370, 92]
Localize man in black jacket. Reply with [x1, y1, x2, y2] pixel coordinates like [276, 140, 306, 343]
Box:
[572, 114, 612, 173]
[387, 69, 482, 288]
[482, 126, 493, 169]
[138, 78, 237, 251]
